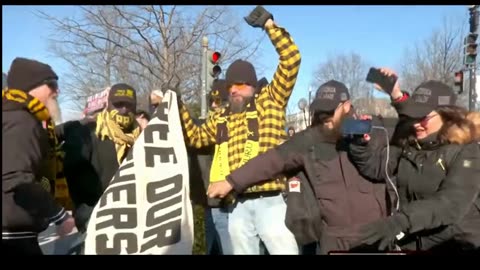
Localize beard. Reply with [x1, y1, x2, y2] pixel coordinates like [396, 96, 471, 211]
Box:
[46, 97, 62, 124]
[229, 95, 253, 114]
[319, 112, 349, 141]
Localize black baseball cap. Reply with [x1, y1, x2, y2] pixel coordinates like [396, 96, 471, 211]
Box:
[108, 83, 137, 111]
[209, 79, 228, 103]
[400, 80, 456, 119]
[309, 80, 350, 114]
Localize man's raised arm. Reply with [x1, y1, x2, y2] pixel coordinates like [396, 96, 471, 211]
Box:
[244, 6, 301, 108]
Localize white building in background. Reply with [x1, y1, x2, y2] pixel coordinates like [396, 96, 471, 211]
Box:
[286, 110, 309, 132]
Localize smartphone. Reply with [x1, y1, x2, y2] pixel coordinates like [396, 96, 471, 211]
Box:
[366, 67, 398, 95]
[341, 119, 372, 136]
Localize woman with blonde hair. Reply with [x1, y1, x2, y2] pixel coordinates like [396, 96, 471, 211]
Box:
[443, 109, 479, 144]
[467, 111, 480, 141]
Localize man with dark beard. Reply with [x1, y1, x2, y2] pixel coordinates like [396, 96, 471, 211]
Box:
[207, 80, 389, 254]
[2, 57, 75, 255]
[180, 6, 301, 254]
[59, 83, 141, 235]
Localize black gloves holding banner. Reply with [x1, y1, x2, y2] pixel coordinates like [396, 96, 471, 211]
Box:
[244, 6, 273, 29]
[358, 213, 410, 250]
[74, 203, 94, 233]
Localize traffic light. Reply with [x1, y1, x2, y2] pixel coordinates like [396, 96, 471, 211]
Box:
[206, 50, 222, 90]
[454, 70, 464, 94]
[469, 5, 479, 33]
[464, 33, 478, 66]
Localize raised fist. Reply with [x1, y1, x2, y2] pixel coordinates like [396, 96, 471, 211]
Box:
[244, 6, 273, 29]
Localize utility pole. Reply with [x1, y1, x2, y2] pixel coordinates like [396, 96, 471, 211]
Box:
[298, 98, 308, 130]
[200, 36, 208, 119]
[469, 68, 477, 111]
[465, 5, 479, 111]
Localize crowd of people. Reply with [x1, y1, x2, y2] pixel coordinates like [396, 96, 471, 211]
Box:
[2, 6, 480, 255]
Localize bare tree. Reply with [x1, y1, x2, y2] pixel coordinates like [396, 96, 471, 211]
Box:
[399, 15, 469, 107]
[38, 5, 263, 110]
[312, 51, 371, 101]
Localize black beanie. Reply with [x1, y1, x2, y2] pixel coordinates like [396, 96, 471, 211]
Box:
[225, 59, 257, 87]
[7, 57, 58, 92]
[108, 83, 137, 111]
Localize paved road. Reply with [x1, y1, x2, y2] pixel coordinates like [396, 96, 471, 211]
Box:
[39, 214, 84, 255]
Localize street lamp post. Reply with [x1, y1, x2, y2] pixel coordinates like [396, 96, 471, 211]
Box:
[298, 98, 308, 130]
[200, 36, 209, 119]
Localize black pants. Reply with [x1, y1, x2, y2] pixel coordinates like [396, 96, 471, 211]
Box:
[302, 242, 318, 255]
[3, 237, 43, 255]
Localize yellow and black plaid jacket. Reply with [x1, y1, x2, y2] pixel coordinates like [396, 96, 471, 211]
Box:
[181, 24, 301, 193]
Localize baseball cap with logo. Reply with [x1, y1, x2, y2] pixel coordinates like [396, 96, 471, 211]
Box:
[309, 80, 350, 114]
[108, 83, 137, 112]
[400, 80, 456, 119]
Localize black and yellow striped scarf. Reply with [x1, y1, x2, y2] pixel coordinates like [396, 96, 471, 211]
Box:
[2, 89, 58, 194]
[95, 109, 141, 164]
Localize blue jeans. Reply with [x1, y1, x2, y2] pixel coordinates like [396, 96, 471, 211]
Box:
[228, 193, 299, 255]
[205, 207, 232, 255]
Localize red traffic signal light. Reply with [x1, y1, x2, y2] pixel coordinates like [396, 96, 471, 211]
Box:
[211, 52, 221, 64]
[454, 71, 463, 84]
[454, 70, 464, 94]
[208, 51, 222, 77]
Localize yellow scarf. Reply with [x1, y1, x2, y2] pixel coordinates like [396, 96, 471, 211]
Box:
[210, 101, 260, 183]
[95, 109, 141, 164]
[2, 89, 58, 194]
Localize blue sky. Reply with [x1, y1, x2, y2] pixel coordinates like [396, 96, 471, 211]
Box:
[2, 5, 469, 120]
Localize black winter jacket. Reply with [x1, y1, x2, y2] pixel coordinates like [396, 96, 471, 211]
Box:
[56, 119, 121, 232]
[2, 108, 68, 239]
[349, 135, 480, 250]
[57, 119, 119, 208]
[226, 125, 388, 253]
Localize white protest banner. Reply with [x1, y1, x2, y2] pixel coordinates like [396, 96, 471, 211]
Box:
[85, 90, 194, 255]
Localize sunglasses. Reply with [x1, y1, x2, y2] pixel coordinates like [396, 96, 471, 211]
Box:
[419, 114, 438, 127]
[113, 101, 135, 111]
[228, 83, 252, 91]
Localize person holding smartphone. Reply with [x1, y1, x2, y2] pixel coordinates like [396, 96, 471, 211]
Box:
[348, 68, 480, 253]
[207, 80, 390, 254]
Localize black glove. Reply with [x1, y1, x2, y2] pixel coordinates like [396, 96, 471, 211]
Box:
[358, 214, 409, 251]
[73, 203, 94, 233]
[244, 6, 273, 29]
